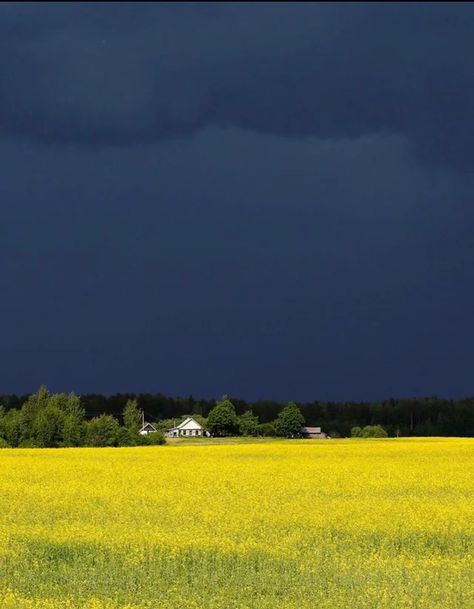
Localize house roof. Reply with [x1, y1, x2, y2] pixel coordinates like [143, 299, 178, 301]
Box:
[302, 426, 322, 433]
[167, 416, 203, 431]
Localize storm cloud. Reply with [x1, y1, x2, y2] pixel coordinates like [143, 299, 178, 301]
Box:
[1, 3, 474, 166]
[2, 4, 474, 400]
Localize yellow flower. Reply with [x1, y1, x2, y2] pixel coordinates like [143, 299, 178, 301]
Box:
[0, 439, 472, 608]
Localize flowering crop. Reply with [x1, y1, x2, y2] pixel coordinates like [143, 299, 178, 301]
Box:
[0, 438, 472, 608]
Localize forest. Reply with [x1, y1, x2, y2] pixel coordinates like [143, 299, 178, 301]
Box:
[1, 388, 473, 441]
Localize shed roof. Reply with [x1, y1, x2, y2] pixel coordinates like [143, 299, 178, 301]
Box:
[140, 422, 157, 433]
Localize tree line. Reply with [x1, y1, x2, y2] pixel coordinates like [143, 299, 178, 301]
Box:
[1, 388, 473, 446]
[0, 386, 166, 448]
[0, 389, 312, 447]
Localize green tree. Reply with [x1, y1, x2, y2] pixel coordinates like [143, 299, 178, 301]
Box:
[34, 404, 66, 448]
[115, 426, 137, 446]
[123, 400, 142, 434]
[85, 415, 120, 447]
[351, 426, 363, 437]
[62, 415, 85, 447]
[239, 410, 259, 436]
[274, 402, 305, 437]
[60, 393, 85, 446]
[1, 409, 22, 447]
[56, 392, 85, 418]
[207, 396, 239, 437]
[19, 389, 85, 447]
[20, 385, 50, 442]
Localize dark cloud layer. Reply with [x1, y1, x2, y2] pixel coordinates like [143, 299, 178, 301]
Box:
[1, 3, 474, 166]
[2, 127, 474, 399]
[2, 4, 474, 400]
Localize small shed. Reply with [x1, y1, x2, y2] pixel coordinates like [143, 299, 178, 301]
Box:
[139, 422, 158, 436]
[167, 416, 204, 437]
[301, 426, 328, 439]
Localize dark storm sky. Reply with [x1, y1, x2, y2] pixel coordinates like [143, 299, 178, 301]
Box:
[2, 3, 474, 401]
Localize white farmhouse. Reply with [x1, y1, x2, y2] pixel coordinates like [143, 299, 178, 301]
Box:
[167, 416, 205, 437]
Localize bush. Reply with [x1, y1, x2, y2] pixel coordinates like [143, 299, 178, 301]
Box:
[351, 426, 363, 437]
[116, 427, 140, 447]
[85, 415, 120, 447]
[360, 425, 388, 438]
[257, 423, 276, 437]
[18, 439, 39, 448]
[141, 431, 166, 445]
[0, 438, 11, 448]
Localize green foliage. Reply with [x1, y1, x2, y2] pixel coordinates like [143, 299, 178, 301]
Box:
[1, 409, 22, 447]
[257, 422, 276, 437]
[123, 400, 142, 434]
[0, 438, 11, 448]
[274, 402, 305, 437]
[0, 406, 5, 442]
[353, 425, 389, 438]
[239, 410, 259, 436]
[115, 427, 138, 447]
[360, 425, 388, 438]
[141, 431, 166, 445]
[20, 385, 50, 442]
[14, 388, 86, 448]
[18, 439, 39, 448]
[153, 418, 176, 433]
[62, 396, 85, 440]
[85, 415, 120, 447]
[0, 387, 413, 448]
[34, 404, 66, 448]
[62, 414, 84, 447]
[0, 387, 168, 449]
[4, 390, 472, 438]
[207, 396, 239, 437]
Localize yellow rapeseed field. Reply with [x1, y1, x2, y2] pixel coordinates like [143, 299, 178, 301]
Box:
[0, 438, 472, 609]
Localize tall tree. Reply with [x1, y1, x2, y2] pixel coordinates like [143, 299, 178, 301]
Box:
[34, 404, 66, 448]
[63, 393, 85, 446]
[123, 399, 142, 434]
[239, 410, 259, 436]
[20, 385, 50, 442]
[207, 396, 239, 437]
[274, 402, 305, 437]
